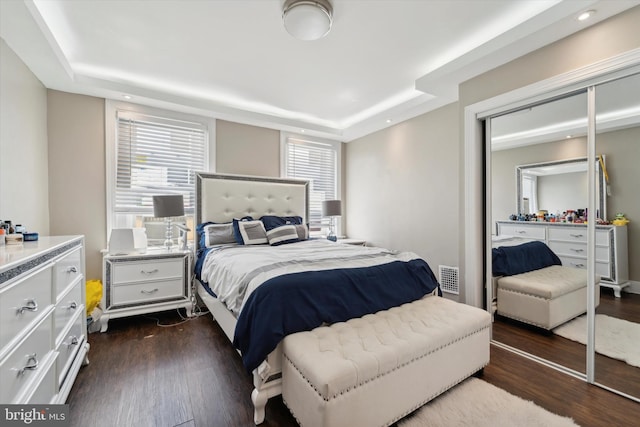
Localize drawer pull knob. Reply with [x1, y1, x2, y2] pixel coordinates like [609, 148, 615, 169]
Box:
[570, 234, 584, 238]
[141, 288, 159, 294]
[66, 336, 79, 347]
[141, 269, 159, 275]
[17, 354, 39, 376]
[570, 248, 585, 253]
[67, 301, 78, 310]
[67, 266, 78, 273]
[571, 263, 586, 268]
[516, 230, 526, 234]
[17, 299, 38, 315]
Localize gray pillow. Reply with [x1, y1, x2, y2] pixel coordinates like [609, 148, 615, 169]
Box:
[203, 223, 236, 247]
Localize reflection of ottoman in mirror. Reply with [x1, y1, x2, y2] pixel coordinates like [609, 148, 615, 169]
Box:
[497, 265, 600, 330]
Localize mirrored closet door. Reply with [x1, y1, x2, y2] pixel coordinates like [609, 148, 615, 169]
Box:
[489, 91, 589, 376]
[485, 68, 639, 402]
[593, 72, 640, 398]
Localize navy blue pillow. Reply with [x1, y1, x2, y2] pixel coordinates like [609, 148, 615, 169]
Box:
[260, 215, 303, 231]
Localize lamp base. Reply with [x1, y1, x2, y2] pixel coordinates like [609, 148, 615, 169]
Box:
[164, 218, 174, 249]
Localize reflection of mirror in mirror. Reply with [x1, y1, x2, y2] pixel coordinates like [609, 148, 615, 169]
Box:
[516, 157, 606, 220]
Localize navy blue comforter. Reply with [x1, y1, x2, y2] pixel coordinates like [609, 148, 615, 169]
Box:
[492, 241, 561, 277]
[233, 259, 441, 372]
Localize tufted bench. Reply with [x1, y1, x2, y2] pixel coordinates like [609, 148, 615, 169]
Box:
[281, 295, 491, 427]
[497, 265, 600, 329]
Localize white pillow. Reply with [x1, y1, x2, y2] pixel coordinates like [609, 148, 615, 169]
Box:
[203, 223, 236, 247]
[236, 220, 268, 245]
[267, 225, 300, 246]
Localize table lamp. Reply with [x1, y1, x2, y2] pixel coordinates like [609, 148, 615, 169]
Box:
[152, 194, 185, 249]
[322, 199, 341, 242]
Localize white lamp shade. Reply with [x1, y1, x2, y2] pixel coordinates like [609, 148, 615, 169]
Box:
[322, 200, 341, 217]
[283, 0, 333, 41]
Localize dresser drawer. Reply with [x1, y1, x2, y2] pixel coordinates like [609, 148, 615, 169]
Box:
[54, 247, 83, 299]
[0, 266, 54, 353]
[55, 310, 85, 387]
[24, 353, 57, 404]
[0, 313, 54, 403]
[111, 278, 184, 306]
[548, 227, 588, 243]
[112, 258, 183, 284]
[548, 242, 609, 262]
[54, 278, 83, 344]
[497, 223, 546, 240]
[559, 256, 611, 278]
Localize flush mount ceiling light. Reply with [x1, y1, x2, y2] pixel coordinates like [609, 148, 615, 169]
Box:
[283, 0, 333, 41]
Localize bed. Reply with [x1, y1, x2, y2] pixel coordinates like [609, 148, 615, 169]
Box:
[193, 172, 447, 424]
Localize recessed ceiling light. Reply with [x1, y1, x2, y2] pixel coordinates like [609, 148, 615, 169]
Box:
[123, 95, 132, 100]
[300, 129, 305, 133]
[577, 10, 595, 21]
[386, 119, 392, 123]
[566, 135, 572, 139]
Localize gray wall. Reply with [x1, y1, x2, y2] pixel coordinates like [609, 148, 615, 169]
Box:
[47, 90, 106, 280]
[216, 120, 280, 177]
[345, 102, 460, 285]
[0, 38, 50, 234]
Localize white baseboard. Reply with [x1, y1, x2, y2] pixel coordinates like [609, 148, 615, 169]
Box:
[623, 280, 640, 295]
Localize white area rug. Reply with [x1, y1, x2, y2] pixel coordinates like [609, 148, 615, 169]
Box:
[553, 314, 640, 368]
[398, 378, 577, 427]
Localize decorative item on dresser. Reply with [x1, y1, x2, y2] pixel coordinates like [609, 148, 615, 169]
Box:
[496, 221, 629, 297]
[0, 236, 89, 404]
[100, 247, 192, 332]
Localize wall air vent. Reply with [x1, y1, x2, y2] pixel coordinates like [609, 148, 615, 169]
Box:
[438, 265, 459, 295]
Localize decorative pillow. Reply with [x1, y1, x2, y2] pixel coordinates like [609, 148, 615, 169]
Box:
[294, 224, 309, 241]
[202, 223, 236, 247]
[260, 215, 304, 231]
[233, 218, 267, 245]
[266, 225, 300, 246]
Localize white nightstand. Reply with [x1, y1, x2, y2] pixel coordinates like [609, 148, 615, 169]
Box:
[100, 247, 192, 332]
[337, 238, 367, 246]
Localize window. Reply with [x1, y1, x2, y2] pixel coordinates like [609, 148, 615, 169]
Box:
[106, 102, 212, 240]
[281, 134, 341, 235]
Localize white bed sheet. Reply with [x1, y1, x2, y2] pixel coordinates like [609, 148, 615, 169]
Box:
[200, 239, 420, 315]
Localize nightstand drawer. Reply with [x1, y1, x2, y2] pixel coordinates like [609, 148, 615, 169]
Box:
[0, 266, 54, 353]
[0, 313, 54, 403]
[112, 259, 182, 284]
[54, 278, 83, 344]
[54, 247, 83, 298]
[111, 278, 184, 305]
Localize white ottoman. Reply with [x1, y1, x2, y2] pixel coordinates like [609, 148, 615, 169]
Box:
[497, 265, 600, 329]
[281, 296, 491, 427]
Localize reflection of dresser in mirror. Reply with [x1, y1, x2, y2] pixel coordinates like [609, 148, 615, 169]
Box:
[496, 221, 629, 297]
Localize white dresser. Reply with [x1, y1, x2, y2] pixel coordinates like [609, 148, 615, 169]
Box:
[0, 236, 89, 404]
[496, 221, 629, 296]
[101, 248, 192, 332]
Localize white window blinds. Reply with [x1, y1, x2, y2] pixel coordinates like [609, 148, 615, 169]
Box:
[115, 111, 206, 215]
[284, 137, 337, 231]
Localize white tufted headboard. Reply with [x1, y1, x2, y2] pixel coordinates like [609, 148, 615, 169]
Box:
[195, 172, 309, 248]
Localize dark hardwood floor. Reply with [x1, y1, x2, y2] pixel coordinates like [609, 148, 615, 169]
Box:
[493, 288, 640, 397]
[67, 305, 640, 427]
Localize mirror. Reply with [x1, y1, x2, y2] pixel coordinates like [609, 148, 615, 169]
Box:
[515, 156, 606, 220]
[594, 72, 640, 399]
[490, 90, 588, 376]
[488, 70, 640, 401]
